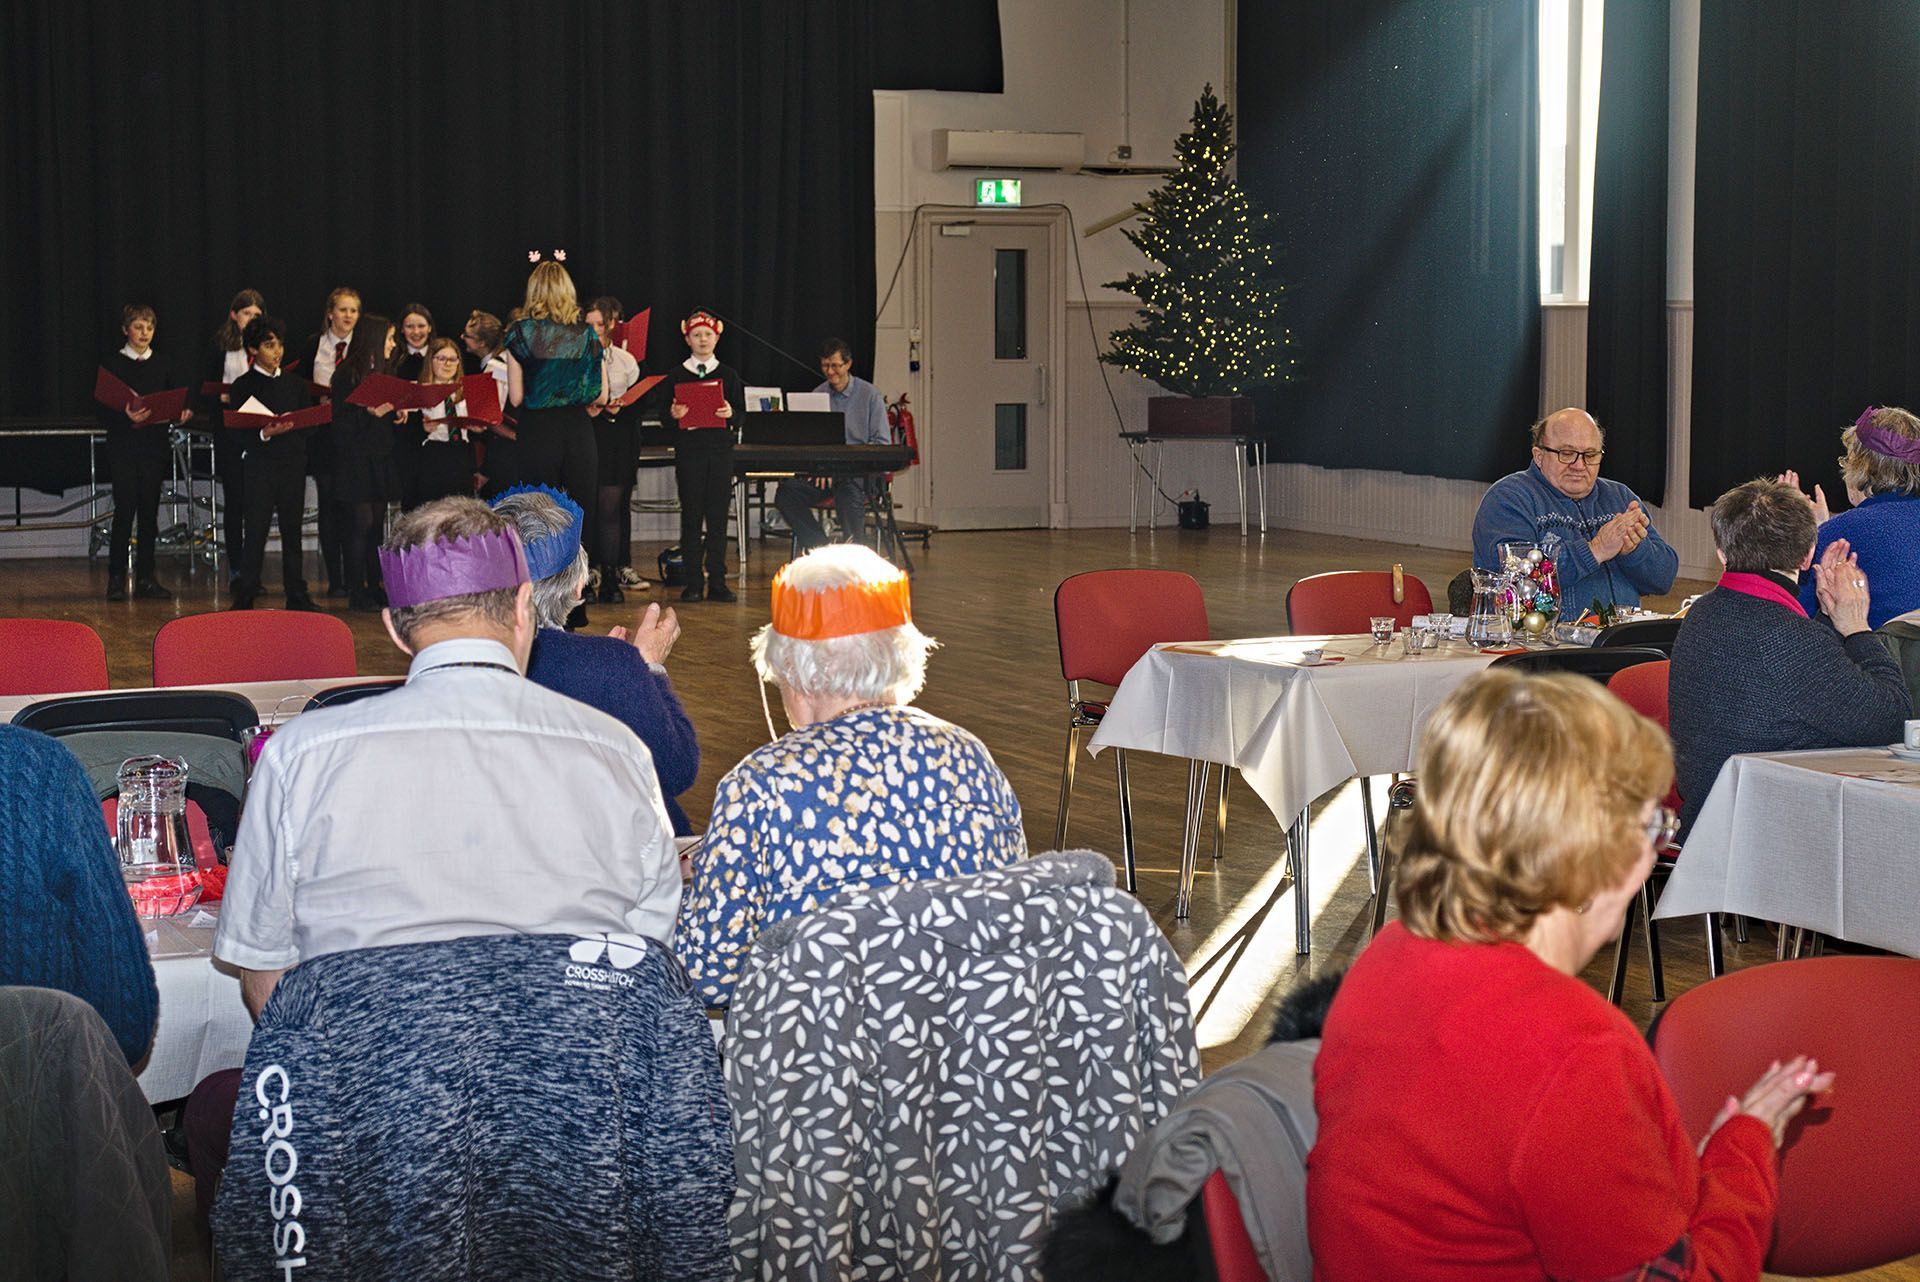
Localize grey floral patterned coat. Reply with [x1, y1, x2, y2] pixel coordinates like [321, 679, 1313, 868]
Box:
[724, 849, 1201, 1280]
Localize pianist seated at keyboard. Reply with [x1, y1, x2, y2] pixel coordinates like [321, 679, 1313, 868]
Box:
[775, 337, 894, 552]
[673, 545, 1026, 1009]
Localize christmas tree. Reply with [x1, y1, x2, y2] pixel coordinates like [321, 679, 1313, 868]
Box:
[1102, 85, 1294, 398]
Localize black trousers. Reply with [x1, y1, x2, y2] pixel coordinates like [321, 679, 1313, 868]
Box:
[391, 421, 423, 510]
[775, 475, 873, 552]
[513, 405, 597, 515]
[105, 435, 168, 581]
[416, 438, 477, 504]
[675, 447, 734, 582]
[238, 453, 309, 596]
[214, 430, 246, 577]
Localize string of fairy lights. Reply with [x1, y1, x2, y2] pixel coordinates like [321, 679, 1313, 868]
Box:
[1101, 85, 1296, 399]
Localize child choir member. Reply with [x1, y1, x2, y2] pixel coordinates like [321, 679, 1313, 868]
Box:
[199, 289, 265, 589]
[414, 336, 480, 505]
[666, 311, 741, 602]
[392, 303, 435, 508]
[228, 317, 319, 612]
[299, 287, 360, 597]
[96, 304, 192, 600]
[584, 295, 641, 603]
[462, 310, 514, 497]
[329, 316, 401, 611]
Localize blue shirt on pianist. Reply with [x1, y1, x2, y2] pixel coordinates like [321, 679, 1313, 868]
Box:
[1471, 461, 1679, 615]
[1798, 490, 1920, 629]
[818, 374, 893, 446]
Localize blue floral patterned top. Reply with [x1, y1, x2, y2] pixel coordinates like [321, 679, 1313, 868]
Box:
[674, 705, 1026, 1008]
[504, 318, 602, 409]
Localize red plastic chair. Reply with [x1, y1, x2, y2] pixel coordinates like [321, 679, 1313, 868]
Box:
[1652, 956, 1920, 1277]
[1201, 1170, 1269, 1282]
[1283, 570, 1433, 635]
[1285, 571, 1434, 909]
[0, 618, 109, 695]
[1054, 570, 1216, 899]
[152, 611, 357, 687]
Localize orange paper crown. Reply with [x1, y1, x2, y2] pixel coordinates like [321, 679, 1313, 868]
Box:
[771, 566, 912, 640]
[681, 311, 722, 337]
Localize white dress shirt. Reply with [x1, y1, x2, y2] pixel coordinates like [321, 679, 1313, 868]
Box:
[214, 637, 682, 972]
[221, 348, 251, 385]
[604, 344, 640, 402]
[311, 329, 353, 388]
[119, 344, 151, 361]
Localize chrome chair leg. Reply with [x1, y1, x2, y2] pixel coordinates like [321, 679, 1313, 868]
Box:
[1174, 760, 1207, 918]
[1288, 809, 1312, 955]
[1369, 840, 1394, 936]
[1360, 777, 1380, 896]
[1640, 883, 1665, 1003]
[1607, 887, 1639, 1005]
[1776, 921, 1790, 962]
[1054, 722, 1080, 849]
[1115, 748, 1138, 894]
[1733, 915, 1748, 943]
[1705, 913, 1725, 977]
[1211, 767, 1230, 860]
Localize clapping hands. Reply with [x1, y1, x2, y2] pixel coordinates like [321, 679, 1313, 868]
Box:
[1813, 538, 1872, 635]
[1701, 1056, 1835, 1153]
[609, 601, 681, 666]
[1776, 470, 1831, 525]
[1590, 501, 1651, 563]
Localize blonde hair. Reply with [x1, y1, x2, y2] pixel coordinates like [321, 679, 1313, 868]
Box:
[1391, 670, 1669, 943]
[1840, 406, 1920, 498]
[521, 261, 582, 325]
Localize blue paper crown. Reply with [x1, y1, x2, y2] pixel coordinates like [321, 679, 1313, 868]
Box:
[489, 484, 585, 582]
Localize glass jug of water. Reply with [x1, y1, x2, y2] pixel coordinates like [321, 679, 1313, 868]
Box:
[116, 755, 201, 918]
[1467, 568, 1513, 646]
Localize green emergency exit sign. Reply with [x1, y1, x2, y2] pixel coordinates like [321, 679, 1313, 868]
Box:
[974, 178, 1023, 207]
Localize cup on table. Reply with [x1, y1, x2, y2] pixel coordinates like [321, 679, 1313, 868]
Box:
[1369, 616, 1395, 645]
[1906, 719, 1920, 750]
[1426, 613, 1453, 647]
[1403, 616, 1430, 655]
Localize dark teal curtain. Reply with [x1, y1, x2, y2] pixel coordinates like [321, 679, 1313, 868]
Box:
[1690, 0, 1920, 507]
[1584, 0, 1669, 502]
[1239, 0, 1540, 482]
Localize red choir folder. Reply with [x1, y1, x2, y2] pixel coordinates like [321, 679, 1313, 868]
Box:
[621, 309, 651, 360]
[94, 368, 190, 422]
[200, 380, 232, 399]
[455, 375, 504, 425]
[673, 379, 727, 429]
[615, 374, 666, 410]
[347, 372, 465, 412]
[304, 378, 333, 400]
[223, 403, 332, 432]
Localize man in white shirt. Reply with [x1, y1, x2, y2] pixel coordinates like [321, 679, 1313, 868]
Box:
[214, 495, 683, 1019]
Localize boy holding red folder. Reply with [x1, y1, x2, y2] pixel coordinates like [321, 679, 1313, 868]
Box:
[666, 311, 744, 602]
[95, 303, 192, 600]
[228, 316, 321, 611]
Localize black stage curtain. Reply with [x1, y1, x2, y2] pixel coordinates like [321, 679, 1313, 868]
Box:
[1239, 0, 1539, 482]
[1584, 0, 1668, 503]
[872, 3, 1003, 92]
[1690, 0, 1920, 508]
[0, 0, 1007, 417]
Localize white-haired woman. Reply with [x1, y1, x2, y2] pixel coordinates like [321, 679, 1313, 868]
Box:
[675, 545, 1026, 1009]
[491, 486, 700, 833]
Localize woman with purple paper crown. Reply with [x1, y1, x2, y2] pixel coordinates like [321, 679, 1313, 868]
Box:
[491, 485, 701, 834]
[1782, 405, 1920, 628]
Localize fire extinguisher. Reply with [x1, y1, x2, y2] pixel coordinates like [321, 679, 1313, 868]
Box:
[888, 394, 920, 466]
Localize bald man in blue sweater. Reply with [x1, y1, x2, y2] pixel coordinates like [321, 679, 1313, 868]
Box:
[1472, 407, 1679, 617]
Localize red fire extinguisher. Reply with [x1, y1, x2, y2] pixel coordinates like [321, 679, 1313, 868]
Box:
[888, 394, 919, 466]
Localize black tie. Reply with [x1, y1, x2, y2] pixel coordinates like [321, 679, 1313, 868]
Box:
[697, 364, 708, 376]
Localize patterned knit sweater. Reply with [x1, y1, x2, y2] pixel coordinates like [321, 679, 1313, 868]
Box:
[1670, 583, 1912, 836]
[0, 725, 158, 1065]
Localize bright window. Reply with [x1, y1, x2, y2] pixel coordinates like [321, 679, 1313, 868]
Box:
[1538, 0, 1604, 301]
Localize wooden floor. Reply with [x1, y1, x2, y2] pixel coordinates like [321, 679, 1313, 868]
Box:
[5, 526, 1910, 1282]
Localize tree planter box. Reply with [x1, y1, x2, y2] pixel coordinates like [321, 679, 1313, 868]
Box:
[1146, 395, 1255, 437]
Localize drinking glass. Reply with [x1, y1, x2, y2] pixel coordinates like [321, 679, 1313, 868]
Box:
[1426, 613, 1454, 648]
[1369, 616, 1395, 645]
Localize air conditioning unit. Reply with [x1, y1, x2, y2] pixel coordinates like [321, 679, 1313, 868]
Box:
[931, 130, 1085, 174]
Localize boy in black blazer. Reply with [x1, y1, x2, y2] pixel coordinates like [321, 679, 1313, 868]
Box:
[229, 316, 320, 611]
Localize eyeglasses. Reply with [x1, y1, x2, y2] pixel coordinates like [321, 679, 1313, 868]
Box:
[1642, 805, 1679, 850]
[1538, 446, 1604, 465]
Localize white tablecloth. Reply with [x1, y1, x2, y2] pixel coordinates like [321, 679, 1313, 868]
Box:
[1, 676, 392, 725]
[140, 905, 252, 1103]
[1653, 747, 1920, 957]
[1087, 634, 1499, 830]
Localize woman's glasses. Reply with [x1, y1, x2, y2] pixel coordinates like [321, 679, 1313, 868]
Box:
[1643, 804, 1679, 850]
